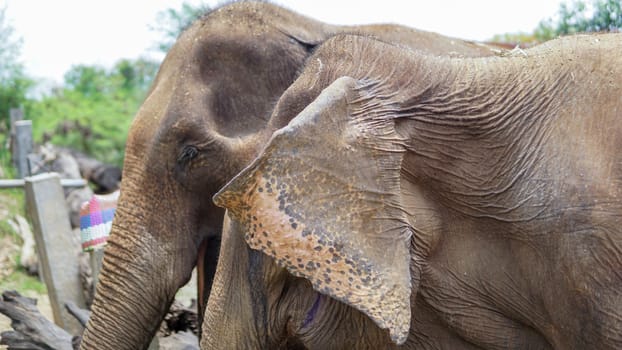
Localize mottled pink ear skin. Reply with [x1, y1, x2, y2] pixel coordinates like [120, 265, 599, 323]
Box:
[215, 76, 415, 344]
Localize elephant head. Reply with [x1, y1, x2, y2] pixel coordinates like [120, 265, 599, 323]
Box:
[208, 33, 622, 349]
[81, 3, 501, 349]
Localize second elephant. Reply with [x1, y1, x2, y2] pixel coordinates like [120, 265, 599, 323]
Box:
[211, 33, 622, 349]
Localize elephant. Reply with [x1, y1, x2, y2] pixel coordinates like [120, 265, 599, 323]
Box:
[80, 2, 503, 349]
[209, 32, 622, 349]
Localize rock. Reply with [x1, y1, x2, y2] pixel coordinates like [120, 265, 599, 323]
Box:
[0, 237, 18, 281]
[158, 331, 199, 350]
[7, 215, 37, 275]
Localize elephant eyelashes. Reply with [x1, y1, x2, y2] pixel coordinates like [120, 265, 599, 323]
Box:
[178, 145, 199, 164]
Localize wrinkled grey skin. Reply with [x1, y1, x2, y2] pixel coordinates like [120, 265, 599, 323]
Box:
[210, 33, 622, 349]
[80, 2, 501, 349]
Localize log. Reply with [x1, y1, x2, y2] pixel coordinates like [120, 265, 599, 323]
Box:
[49, 146, 121, 194]
[0, 331, 49, 350]
[64, 302, 89, 327]
[0, 290, 199, 350]
[34, 144, 121, 194]
[0, 290, 73, 350]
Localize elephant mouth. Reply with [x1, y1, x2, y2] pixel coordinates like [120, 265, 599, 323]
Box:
[301, 293, 322, 329]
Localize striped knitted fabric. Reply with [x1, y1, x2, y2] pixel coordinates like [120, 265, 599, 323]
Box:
[79, 190, 119, 251]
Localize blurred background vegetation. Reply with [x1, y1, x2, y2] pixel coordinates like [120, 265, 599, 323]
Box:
[0, 2, 207, 295]
[0, 2, 207, 168]
[491, 0, 620, 45]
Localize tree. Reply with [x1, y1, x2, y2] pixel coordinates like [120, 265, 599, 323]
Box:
[63, 65, 111, 99]
[587, 0, 621, 31]
[151, 2, 210, 53]
[112, 58, 159, 95]
[491, 0, 621, 46]
[29, 58, 158, 166]
[0, 8, 20, 79]
[0, 6, 33, 131]
[535, 0, 621, 41]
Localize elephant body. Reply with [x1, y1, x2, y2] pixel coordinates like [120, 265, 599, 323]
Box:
[212, 33, 622, 349]
[81, 2, 501, 349]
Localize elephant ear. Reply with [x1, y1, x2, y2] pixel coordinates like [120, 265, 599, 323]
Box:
[214, 77, 413, 344]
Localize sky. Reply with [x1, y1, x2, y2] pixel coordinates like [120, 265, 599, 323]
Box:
[3, 0, 566, 86]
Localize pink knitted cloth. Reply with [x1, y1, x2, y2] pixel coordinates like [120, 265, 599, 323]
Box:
[79, 191, 119, 251]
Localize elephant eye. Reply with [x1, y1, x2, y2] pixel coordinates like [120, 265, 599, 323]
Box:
[178, 145, 199, 164]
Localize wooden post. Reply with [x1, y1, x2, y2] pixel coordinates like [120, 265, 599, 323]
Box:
[24, 173, 87, 335]
[9, 108, 24, 163]
[9, 108, 23, 133]
[13, 120, 33, 178]
[89, 248, 105, 287]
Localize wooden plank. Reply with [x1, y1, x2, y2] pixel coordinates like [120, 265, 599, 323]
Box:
[24, 173, 87, 335]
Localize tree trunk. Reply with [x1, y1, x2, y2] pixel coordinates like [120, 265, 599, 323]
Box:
[0, 291, 199, 350]
[0, 290, 74, 350]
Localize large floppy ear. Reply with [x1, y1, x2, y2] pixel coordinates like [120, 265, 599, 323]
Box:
[214, 77, 414, 344]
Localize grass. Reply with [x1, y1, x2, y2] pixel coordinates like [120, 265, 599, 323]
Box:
[0, 268, 47, 294]
[0, 132, 46, 295]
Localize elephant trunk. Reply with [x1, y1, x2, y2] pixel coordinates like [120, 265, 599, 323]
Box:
[81, 206, 194, 349]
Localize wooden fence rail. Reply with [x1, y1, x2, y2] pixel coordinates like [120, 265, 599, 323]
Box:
[0, 178, 87, 188]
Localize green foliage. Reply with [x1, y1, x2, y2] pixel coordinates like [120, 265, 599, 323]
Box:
[489, 32, 540, 46]
[0, 172, 27, 288]
[63, 65, 111, 99]
[28, 58, 159, 166]
[0, 269, 47, 294]
[491, 0, 621, 45]
[1, 2, 206, 168]
[151, 1, 210, 53]
[0, 6, 22, 81]
[0, 6, 34, 132]
[535, 0, 622, 41]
